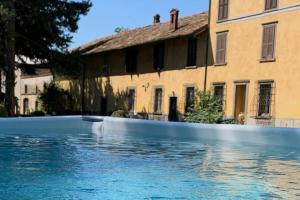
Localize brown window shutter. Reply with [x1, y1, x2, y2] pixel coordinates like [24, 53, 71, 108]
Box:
[223, 0, 228, 19]
[262, 24, 276, 60]
[218, 0, 228, 20]
[265, 0, 271, 10]
[216, 32, 227, 64]
[262, 27, 270, 59]
[265, 0, 277, 10]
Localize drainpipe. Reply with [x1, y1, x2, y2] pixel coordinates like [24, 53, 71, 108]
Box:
[204, 0, 212, 92]
[81, 63, 86, 115]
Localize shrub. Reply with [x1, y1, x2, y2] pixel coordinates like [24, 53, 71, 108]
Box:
[30, 110, 46, 116]
[39, 81, 72, 115]
[184, 91, 223, 124]
[111, 110, 128, 118]
[0, 103, 7, 117]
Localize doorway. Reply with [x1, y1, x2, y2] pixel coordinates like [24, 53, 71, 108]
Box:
[234, 84, 247, 121]
[168, 97, 178, 121]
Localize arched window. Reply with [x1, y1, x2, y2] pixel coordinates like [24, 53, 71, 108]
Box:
[23, 98, 29, 115]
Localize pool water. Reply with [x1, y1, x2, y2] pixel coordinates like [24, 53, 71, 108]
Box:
[0, 126, 300, 200]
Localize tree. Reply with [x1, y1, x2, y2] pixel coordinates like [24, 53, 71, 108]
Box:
[184, 91, 224, 124]
[114, 27, 130, 34]
[38, 81, 72, 115]
[0, 0, 92, 116]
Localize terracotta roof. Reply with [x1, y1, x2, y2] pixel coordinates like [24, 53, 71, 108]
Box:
[76, 12, 208, 55]
[21, 68, 52, 79]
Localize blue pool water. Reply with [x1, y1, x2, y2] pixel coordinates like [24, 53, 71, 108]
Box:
[0, 117, 300, 199]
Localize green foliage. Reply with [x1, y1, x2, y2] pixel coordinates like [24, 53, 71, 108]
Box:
[0, 103, 7, 117]
[114, 27, 130, 33]
[38, 81, 71, 115]
[111, 110, 128, 118]
[30, 110, 46, 116]
[0, 0, 92, 115]
[184, 91, 224, 124]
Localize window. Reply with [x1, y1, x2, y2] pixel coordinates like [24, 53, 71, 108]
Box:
[23, 98, 29, 115]
[153, 43, 165, 70]
[35, 86, 39, 94]
[216, 32, 227, 65]
[185, 87, 195, 113]
[257, 82, 273, 117]
[154, 88, 163, 114]
[24, 85, 28, 94]
[102, 53, 109, 75]
[218, 0, 229, 20]
[265, 0, 278, 10]
[187, 38, 198, 67]
[214, 84, 225, 110]
[128, 89, 136, 112]
[261, 23, 276, 61]
[125, 48, 138, 73]
[35, 101, 39, 111]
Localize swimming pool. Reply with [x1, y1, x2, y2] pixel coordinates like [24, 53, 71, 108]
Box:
[0, 116, 300, 199]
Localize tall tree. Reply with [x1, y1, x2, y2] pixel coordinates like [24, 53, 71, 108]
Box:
[0, 0, 91, 116]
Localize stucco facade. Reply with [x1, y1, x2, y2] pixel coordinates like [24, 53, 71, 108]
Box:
[60, 34, 208, 120]
[208, 0, 300, 127]
[15, 69, 52, 115]
[60, 2, 300, 127]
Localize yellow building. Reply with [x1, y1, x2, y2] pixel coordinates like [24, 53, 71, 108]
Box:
[60, 1, 300, 127]
[208, 0, 300, 127]
[60, 11, 209, 121]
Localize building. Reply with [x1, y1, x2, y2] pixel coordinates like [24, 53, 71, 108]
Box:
[61, 1, 300, 127]
[207, 0, 300, 127]
[15, 68, 52, 115]
[59, 10, 209, 121]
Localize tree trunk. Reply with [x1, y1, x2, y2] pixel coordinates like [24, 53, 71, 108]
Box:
[3, 1, 15, 116]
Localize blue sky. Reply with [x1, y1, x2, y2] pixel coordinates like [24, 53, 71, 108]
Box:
[70, 0, 209, 48]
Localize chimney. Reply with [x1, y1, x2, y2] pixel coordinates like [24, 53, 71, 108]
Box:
[169, 9, 179, 31]
[153, 14, 160, 24]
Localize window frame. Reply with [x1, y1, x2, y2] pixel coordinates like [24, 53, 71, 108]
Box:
[187, 37, 198, 67]
[213, 83, 226, 110]
[215, 31, 228, 65]
[218, 0, 229, 21]
[153, 42, 165, 71]
[24, 84, 28, 94]
[153, 87, 163, 114]
[101, 52, 109, 76]
[127, 87, 136, 113]
[185, 86, 196, 114]
[265, 0, 278, 11]
[125, 47, 138, 73]
[257, 81, 274, 118]
[260, 23, 277, 62]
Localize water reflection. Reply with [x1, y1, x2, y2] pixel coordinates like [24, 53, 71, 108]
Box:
[0, 132, 299, 199]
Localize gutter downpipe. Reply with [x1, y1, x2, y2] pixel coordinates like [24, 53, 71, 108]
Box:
[204, 0, 212, 92]
[81, 63, 86, 115]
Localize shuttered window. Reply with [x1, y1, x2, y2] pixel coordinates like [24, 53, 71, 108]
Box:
[218, 0, 229, 20]
[185, 87, 195, 113]
[187, 38, 198, 67]
[214, 84, 225, 111]
[125, 48, 138, 73]
[216, 32, 227, 65]
[261, 24, 276, 60]
[265, 0, 278, 10]
[153, 43, 165, 70]
[128, 89, 136, 112]
[102, 53, 109, 75]
[154, 88, 163, 114]
[257, 82, 273, 117]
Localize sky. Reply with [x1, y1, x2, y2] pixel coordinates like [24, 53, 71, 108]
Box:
[70, 0, 209, 49]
